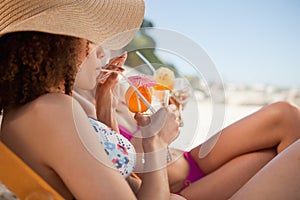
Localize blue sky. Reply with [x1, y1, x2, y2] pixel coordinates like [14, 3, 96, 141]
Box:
[144, 0, 300, 88]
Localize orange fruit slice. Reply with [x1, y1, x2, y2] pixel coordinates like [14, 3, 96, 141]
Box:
[153, 83, 173, 92]
[154, 67, 175, 89]
[125, 86, 152, 113]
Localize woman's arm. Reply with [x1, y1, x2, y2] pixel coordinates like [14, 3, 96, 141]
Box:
[94, 53, 126, 132]
[134, 108, 180, 199]
[95, 75, 119, 132]
[33, 94, 136, 199]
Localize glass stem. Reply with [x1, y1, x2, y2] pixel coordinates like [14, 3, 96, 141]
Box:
[166, 146, 172, 162]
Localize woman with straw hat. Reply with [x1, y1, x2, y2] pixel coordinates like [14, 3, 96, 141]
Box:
[0, 0, 183, 199]
[2, 1, 300, 200]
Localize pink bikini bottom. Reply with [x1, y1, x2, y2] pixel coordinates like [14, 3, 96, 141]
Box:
[118, 125, 206, 193]
[176, 151, 206, 194]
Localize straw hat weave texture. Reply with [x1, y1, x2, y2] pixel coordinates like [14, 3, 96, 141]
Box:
[0, 0, 145, 49]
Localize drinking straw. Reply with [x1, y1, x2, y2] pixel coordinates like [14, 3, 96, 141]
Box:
[135, 51, 156, 74]
[97, 71, 113, 82]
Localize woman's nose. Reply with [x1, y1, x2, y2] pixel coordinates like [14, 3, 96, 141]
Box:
[96, 48, 105, 59]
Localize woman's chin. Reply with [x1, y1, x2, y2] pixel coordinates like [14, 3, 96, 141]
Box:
[74, 80, 96, 91]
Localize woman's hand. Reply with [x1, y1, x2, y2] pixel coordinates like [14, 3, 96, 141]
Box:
[95, 52, 127, 130]
[95, 52, 127, 105]
[134, 105, 180, 151]
[96, 52, 126, 86]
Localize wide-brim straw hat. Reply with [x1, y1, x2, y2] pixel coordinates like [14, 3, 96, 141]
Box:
[0, 0, 145, 50]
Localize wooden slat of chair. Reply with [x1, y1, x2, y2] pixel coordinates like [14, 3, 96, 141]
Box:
[0, 141, 64, 200]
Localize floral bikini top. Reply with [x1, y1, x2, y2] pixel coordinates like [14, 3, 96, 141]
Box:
[89, 117, 136, 178]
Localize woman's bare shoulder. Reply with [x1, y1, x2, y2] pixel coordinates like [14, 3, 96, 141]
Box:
[29, 93, 83, 120]
[32, 93, 73, 110]
[11, 93, 86, 144]
[1, 93, 76, 137]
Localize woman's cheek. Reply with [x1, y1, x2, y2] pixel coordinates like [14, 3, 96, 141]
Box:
[74, 61, 97, 90]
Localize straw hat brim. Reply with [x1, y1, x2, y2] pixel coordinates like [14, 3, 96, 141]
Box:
[0, 0, 145, 50]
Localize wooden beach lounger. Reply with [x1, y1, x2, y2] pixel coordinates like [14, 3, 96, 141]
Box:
[0, 141, 63, 200]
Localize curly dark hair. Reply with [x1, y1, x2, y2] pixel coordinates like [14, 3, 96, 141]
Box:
[0, 31, 86, 114]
